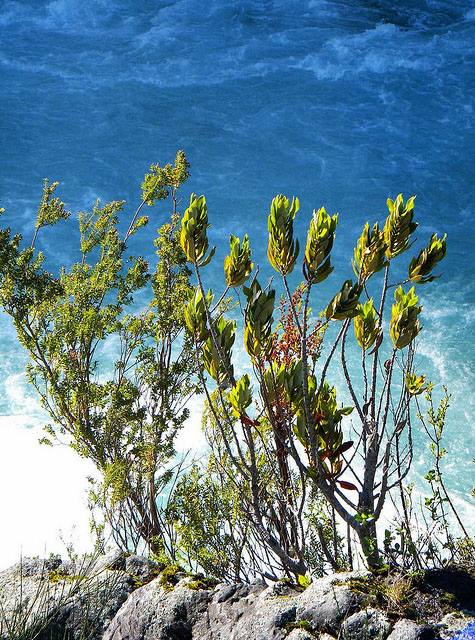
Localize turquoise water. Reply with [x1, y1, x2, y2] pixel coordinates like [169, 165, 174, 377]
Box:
[0, 1, 474, 507]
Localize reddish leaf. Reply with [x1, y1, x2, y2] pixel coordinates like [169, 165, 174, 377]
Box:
[335, 441, 354, 456]
[241, 414, 260, 428]
[338, 480, 358, 491]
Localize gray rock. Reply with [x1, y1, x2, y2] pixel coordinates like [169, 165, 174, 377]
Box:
[341, 607, 392, 640]
[387, 619, 435, 640]
[124, 554, 159, 582]
[2, 557, 312, 640]
[285, 628, 336, 640]
[0, 555, 134, 640]
[215, 583, 241, 603]
[285, 629, 315, 640]
[198, 579, 298, 640]
[11, 555, 62, 577]
[295, 571, 365, 633]
[4, 560, 471, 640]
[94, 549, 127, 572]
[103, 579, 211, 640]
[198, 571, 368, 639]
[213, 582, 262, 604]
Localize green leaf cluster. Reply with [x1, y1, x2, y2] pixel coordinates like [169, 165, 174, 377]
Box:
[36, 178, 71, 230]
[243, 278, 275, 361]
[294, 378, 353, 478]
[224, 234, 253, 287]
[389, 286, 422, 349]
[353, 222, 388, 281]
[267, 194, 300, 275]
[141, 150, 190, 205]
[408, 233, 446, 283]
[180, 194, 215, 266]
[384, 194, 417, 259]
[184, 287, 213, 342]
[405, 372, 429, 395]
[325, 279, 362, 320]
[263, 359, 301, 406]
[353, 299, 381, 351]
[169, 462, 248, 581]
[79, 200, 125, 256]
[228, 374, 252, 418]
[202, 316, 235, 385]
[304, 207, 338, 283]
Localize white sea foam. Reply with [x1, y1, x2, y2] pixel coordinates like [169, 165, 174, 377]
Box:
[4, 372, 43, 419]
[0, 416, 95, 570]
[0, 385, 205, 570]
[176, 394, 208, 454]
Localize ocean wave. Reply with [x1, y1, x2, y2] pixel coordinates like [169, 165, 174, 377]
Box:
[0, 0, 136, 34]
[4, 372, 44, 419]
[0, 51, 78, 82]
[1, 0, 472, 91]
[295, 22, 470, 80]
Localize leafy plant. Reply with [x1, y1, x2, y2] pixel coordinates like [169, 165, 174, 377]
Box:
[0, 151, 196, 558]
[417, 387, 472, 566]
[168, 461, 252, 581]
[179, 189, 451, 572]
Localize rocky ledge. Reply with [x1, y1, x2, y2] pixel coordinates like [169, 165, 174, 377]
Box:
[0, 552, 473, 639]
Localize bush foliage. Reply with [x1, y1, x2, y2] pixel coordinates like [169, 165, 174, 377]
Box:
[0, 153, 471, 581]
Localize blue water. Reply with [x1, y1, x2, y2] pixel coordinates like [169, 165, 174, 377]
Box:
[451, 623, 475, 640]
[0, 1, 474, 508]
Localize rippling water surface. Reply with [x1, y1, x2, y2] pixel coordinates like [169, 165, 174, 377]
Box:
[0, 0, 474, 560]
